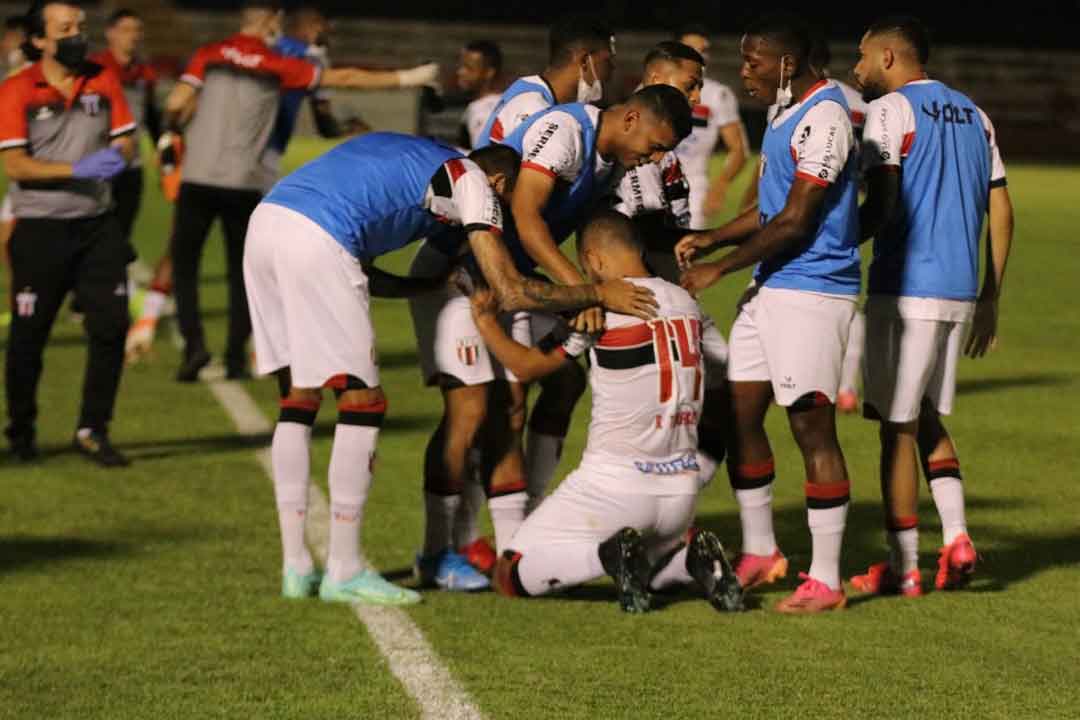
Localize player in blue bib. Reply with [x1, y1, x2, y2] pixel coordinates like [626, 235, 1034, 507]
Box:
[676, 14, 861, 614]
[849, 16, 1015, 597]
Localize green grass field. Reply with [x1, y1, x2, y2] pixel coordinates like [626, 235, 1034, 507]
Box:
[2, 139, 1079, 719]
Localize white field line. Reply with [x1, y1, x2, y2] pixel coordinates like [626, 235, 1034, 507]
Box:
[207, 380, 485, 720]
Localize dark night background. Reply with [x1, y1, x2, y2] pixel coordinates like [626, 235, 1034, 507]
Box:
[173, 1, 1080, 50]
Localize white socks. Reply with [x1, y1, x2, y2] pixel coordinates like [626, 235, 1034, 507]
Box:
[888, 527, 920, 575]
[736, 485, 778, 556]
[929, 476, 968, 545]
[141, 288, 169, 321]
[488, 491, 527, 554]
[806, 481, 851, 590]
[272, 414, 315, 574]
[326, 423, 377, 583]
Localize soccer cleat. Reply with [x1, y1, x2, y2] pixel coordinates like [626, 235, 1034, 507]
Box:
[73, 430, 130, 468]
[935, 534, 977, 590]
[282, 567, 323, 599]
[598, 527, 653, 614]
[734, 549, 789, 590]
[176, 347, 212, 383]
[460, 537, 497, 575]
[319, 569, 422, 605]
[850, 562, 923, 597]
[775, 573, 848, 614]
[7, 432, 39, 462]
[685, 530, 745, 612]
[836, 389, 859, 414]
[414, 550, 491, 591]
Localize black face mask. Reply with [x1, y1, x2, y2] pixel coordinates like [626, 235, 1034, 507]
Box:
[54, 34, 88, 70]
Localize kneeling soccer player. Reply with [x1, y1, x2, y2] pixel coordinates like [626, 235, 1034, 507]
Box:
[475, 210, 743, 613]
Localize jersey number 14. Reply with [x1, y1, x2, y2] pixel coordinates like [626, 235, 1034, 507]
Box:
[649, 317, 703, 403]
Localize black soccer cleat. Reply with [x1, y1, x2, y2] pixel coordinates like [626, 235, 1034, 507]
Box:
[176, 347, 212, 383]
[598, 527, 653, 614]
[686, 529, 745, 612]
[7, 430, 39, 462]
[73, 430, 130, 468]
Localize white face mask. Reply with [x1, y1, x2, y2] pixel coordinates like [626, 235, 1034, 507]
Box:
[6, 48, 23, 69]
[577, 55, 603, 103]
[775, 56, 793, 108]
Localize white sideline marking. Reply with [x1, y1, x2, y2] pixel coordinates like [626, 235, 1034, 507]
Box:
[207, 380, 485, 720]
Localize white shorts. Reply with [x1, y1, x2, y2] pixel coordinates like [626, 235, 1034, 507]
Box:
[863, 298, 969, 423]
[409, 241, 528, 386]
[508, 461, 697, 564]
[728, 286, 856, 406]
[0, 193, 13, 224]
[243, 202, 379, 389]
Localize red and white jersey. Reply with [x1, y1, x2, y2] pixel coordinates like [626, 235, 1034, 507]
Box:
[422, 156, 504, 232]
[518, 104, 614, 182]
[552, 277, 705, 494]
[486, 74, 555, 144]
[834, 80, 869, 131]
[675, 78, 741, 179]
[861, 80, 1006, 184]
[609, 151, 692, 229]
[462, 93, 500, 149]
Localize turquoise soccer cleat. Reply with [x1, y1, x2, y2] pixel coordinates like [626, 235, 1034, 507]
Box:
[319, 569, 422, 606]
[281, 567, 323, 599]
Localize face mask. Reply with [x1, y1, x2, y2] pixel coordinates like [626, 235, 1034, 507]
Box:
[54, 34, 88, 70]
[577, 55, 603, 104]
[6, 48, 24, 69]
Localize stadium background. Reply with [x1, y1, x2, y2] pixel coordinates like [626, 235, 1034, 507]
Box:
[2, 3, 1080, 718]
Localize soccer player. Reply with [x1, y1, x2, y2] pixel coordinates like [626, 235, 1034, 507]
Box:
[161, 1, 440, 382]
[1, 1, 136, 465]
[479, 210, 742, 613]
[0, 14, 33, 330]
[673, 26, 749, 230]
[476, 17, 615, 147]
[456, 40, 503, 150]
[847, 17, 1014, 596]
[677, 14, 861, 613]
[244, 132, 658, 603]
[89, 9, 160, 258]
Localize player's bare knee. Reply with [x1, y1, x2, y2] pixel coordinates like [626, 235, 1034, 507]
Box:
[336, 385, 387, 427]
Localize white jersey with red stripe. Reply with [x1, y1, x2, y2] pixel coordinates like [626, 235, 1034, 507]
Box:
[609, 151, 692, 229]
[554, 276, 705, 494]
[835, 80, 869, 131]
[462, 93, 501, 149]
[483, 74, 555, 145]
[675, 78, 742, 179]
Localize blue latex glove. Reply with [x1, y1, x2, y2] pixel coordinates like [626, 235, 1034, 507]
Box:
[71, 147, 127, 180]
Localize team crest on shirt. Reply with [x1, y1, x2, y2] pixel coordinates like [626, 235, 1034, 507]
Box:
[79, 93, 102, 116]
[15, 287, 37, 317]
[457, 337, 481, 367]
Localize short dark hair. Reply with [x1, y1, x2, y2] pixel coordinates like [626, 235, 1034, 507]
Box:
[106, 8, 139, 27]
[644, 41, 705, 70]
[867, 15, 930, 65]
[25, 2, 83, 38]
[468, 144, 521, 189]
[548, 16, 613, 66]
[628, 84, 693, 142]
[674, 24, 709, 42]
[743, 12, 813, 65]
[465, 39, 502, 74]
[579, 209, 644, 256]
[241, 1, 283, 11]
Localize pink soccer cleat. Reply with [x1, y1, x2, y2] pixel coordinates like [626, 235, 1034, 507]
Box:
[935, 534, 977, 590]
[836, 389, 859, 414]
[850, 562, 923, 597]
[775, 573, 847, 614]
[734, 549, 788, 590]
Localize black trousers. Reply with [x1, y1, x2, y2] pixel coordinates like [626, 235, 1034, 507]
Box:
[171, 181, 260, 369]
[5, 214, 132, 438]
[111, 166, 144, 246]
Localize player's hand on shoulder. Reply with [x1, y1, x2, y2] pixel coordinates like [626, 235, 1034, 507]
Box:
[596, 279, 658, 320]
[679, 262, 724, 297]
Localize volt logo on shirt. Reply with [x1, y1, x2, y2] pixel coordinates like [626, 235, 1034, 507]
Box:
[921, 101, 977, 125]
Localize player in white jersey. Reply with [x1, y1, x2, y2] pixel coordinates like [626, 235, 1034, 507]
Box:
[467, 210, 742, 613]
[456, 40, 503, 150]
[673, 27, 750, 230]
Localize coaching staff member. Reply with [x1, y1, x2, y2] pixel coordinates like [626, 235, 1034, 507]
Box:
[1, 1, 136, 466]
